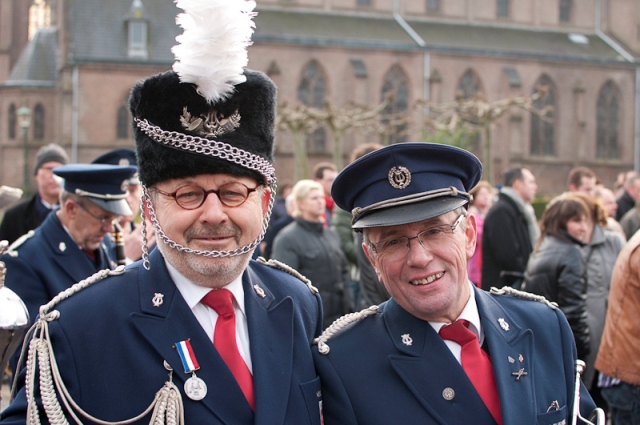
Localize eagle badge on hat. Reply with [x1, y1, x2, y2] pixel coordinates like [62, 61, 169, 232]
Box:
[180, 107, 240, 137]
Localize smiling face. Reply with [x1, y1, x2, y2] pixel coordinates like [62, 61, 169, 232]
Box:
[363, 209, 477, 323]
[151, 173, 270, 288]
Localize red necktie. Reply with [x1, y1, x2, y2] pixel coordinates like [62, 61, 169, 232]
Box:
[201, 289, 255, 410]
[439, 320, 502, 425]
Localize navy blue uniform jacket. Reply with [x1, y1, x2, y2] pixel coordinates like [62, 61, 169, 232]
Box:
[2, 211, 115, 323]
[1, 249, 324, 424]
[313, 287, 596, 425]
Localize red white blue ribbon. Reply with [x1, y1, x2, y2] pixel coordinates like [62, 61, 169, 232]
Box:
[175, 339, 200, 374]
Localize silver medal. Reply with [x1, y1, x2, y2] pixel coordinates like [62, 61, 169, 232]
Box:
[184, 373, 207, 401]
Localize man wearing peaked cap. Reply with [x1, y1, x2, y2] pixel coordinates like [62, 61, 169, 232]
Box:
[1, 1, 322, 423]
[92, 148, 155, 263]
[0, 163, 135, 374]
[312, 142, 600, 424]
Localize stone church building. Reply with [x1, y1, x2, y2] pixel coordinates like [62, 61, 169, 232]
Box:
[1, 0, 639, 196]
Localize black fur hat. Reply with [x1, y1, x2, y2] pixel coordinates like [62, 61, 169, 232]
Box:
[129, 68, 276, 188]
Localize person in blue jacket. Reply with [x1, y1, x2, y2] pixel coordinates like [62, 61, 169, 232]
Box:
[0, 1, 323, 423]
[312, 142, 599, 425]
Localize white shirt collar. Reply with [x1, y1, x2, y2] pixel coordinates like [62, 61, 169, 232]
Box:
[166, 259, 246, 316]
[430, 281, 484, 344]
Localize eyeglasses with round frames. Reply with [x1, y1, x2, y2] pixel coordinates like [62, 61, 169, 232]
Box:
[370, 212, 466, 260]
[154, 182, 259, 210]
[76, 202, 120, 227]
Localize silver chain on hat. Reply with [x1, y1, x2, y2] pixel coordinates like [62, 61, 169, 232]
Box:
[135, 118, 277, 270]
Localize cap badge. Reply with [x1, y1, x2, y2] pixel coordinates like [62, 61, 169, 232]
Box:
[180, 107, 241, 138]
[388, 166, 411, 189]
[118, 158, 130, 166]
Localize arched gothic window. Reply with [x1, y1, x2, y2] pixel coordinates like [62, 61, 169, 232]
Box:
[8, 104, 16, 140]
[596, 80, 620, 159]
[456, 69, 483, 100]
[297, 60, 327, 153]
[117, 106, 129, 139]
[530, 76, 556, 156]
[33, 103, 45, 140]
[381, 64, 409, 145]
[456, 69, 484, 150]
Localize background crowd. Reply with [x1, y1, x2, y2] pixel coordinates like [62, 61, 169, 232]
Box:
[2, 144, 639, 422]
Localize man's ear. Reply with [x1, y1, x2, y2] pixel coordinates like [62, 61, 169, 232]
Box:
[261, 187, 272, 216]
[464, 212, 478, 259]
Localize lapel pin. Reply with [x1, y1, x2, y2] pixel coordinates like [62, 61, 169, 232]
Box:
[519, 354, 524, 362]
[253, 284, 266, 298]
[59, 242, 66, 252]
[511, 368, 528, 381]
[175, 339, 207, 401]
[498, 318, 509, 331]
[401, 334, 413, 346]
[152, 293, 164, 307]
[442, 387, 455, 400]
[508, 356, 515, 364]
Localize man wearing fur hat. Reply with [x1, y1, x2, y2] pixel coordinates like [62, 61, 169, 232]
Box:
[312, 143, 601, 424]
[0, 1, 323, 424]
[0, 143, 68, 244]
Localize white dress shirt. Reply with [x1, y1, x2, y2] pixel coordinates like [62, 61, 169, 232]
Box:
[167, 260, 253, 373]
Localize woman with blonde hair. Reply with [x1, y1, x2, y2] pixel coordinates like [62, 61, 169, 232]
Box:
[272, 179, 351, 326]
[523, 192, 591, 360]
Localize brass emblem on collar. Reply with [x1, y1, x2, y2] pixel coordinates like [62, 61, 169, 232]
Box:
[388, 166, 411, 189]
[180, 107, 241, 137]
[152, 293, 164, 307]
[253, 284, 266, 298]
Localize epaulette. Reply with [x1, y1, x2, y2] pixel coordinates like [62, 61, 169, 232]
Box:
[489, 286, 558, 309]
[38, 266, 126, 320]
[5, 230, 35, 257]
[313, 306, 379, 355]
[256, 257, 319, 294]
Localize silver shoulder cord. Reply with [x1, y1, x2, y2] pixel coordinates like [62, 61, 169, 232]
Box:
[19, 267, 185, 425]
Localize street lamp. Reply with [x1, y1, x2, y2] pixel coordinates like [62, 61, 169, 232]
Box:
[17, 106, 32, 190]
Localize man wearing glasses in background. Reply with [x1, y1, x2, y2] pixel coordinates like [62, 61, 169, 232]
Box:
[2, 163, 135, 323]
[312, 142, 599, 424]
[1, 163, 135, 371]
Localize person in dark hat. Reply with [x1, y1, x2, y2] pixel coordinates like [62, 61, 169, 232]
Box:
[0, 143, 69, 244]
[0, 163, 135, 374]
[92, 147, 156, 263]
[311, 142, 600, 425]
[1, 1, 322, 423]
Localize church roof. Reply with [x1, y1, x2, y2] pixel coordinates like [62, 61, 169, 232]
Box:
[5, 28, 58, 86]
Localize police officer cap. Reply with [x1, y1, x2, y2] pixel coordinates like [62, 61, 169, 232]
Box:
[92, 148, 140, 185]
[53, 164, 137, 216]
[332, 143, 482, 229]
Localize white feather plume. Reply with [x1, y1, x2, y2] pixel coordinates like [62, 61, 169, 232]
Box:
[172, 0, 257, 104]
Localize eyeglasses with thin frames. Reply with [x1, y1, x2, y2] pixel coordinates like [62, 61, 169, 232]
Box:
[370, 212, 467, 260]
[153, 182, 259, 210]
[76, 202, 119, 227]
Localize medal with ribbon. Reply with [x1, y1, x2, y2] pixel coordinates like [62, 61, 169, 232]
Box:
[175, 339, 207, 400]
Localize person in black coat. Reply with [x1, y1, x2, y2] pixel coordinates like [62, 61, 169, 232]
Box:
[0, 143, 68, 244]
[522, 193, 592, 360]
[482, 167, 539, 290]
